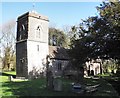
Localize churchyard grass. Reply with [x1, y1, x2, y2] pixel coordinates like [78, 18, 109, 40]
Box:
[3, 71, 16, 75]
[0, 71, 119, 97]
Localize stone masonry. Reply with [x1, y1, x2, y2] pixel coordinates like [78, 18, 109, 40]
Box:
[16, 11, 49, 79]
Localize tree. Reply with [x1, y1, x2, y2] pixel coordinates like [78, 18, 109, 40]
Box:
[103, 59, 118, 73]
[68, 0, 120, 77]
[95, 0, 120, 74]
[1, 20, 16, 71]
[68, 25, 93, 82]
[49, 27, 67, 47]
[96, 0, 120, 60]
[62, 25, 73, 48]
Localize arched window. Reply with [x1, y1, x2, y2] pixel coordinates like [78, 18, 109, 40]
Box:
[52, 35, 57, 46]
[36, 26, 41, 38]
[58, 62, 62, 71]
[22, 24, 25, 31]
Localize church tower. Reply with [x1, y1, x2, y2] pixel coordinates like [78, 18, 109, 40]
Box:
[16, 11, 49, 79]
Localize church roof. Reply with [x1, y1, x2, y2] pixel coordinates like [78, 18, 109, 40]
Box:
[49, 46, 69, 60]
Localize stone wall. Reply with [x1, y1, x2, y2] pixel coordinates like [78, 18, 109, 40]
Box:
[27, 40, 48, 79]
[28, 12, 49, 43]
[49, 59, 69, 77]
[16, 11, 49, 79]
[16, 41, 28, 78]
[85, 61, 100, 76]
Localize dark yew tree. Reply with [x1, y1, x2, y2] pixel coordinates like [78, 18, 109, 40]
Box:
[96, 0, 120, 74]
[69, 0, 120, 77]
[96, 0, 120, 60]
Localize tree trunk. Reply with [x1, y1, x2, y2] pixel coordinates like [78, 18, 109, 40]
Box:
[76, 67, 84, 84]
[46, 55, 54, 90]
[47, 71, 54, 89]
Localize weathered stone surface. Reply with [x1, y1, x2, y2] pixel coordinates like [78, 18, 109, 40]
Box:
[16, 41, 28, 78]
[16, 11, 49, 79]
[53, 77, 62, 91]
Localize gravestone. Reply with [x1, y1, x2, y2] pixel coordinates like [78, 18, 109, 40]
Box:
[47, 71, 54, 89]
[53, 77, 62, 91]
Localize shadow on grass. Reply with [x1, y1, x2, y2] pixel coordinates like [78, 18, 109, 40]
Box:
[0, 72, 16, 78]
[1, 72, 120, 97]
[2, 78, 79, 96]
[1, 72, 76, 96]
[83, 77, 119, 97]
[2, 79, 47, 96]
[105, 78, 120, 96]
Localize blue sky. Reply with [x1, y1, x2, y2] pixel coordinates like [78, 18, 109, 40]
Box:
[1, 2, 102, 29]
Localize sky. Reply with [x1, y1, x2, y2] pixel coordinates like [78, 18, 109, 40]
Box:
[0, 1, 103, 56]
[1, 2, 102, 29]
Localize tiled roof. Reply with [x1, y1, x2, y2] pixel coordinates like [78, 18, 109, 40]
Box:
[49, 46, 69, 60]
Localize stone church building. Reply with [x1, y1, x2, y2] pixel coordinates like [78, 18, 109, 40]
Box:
[16, 11, 49, 79]
[16, 11, 70, 79]
[16, 11, 101, 79]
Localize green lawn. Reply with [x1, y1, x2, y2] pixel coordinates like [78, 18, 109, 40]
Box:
[3, 71, 16, 75]
[0, 71, 119, 97]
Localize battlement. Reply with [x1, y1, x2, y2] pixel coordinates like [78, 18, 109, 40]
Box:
[18, 11, 49, 21]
